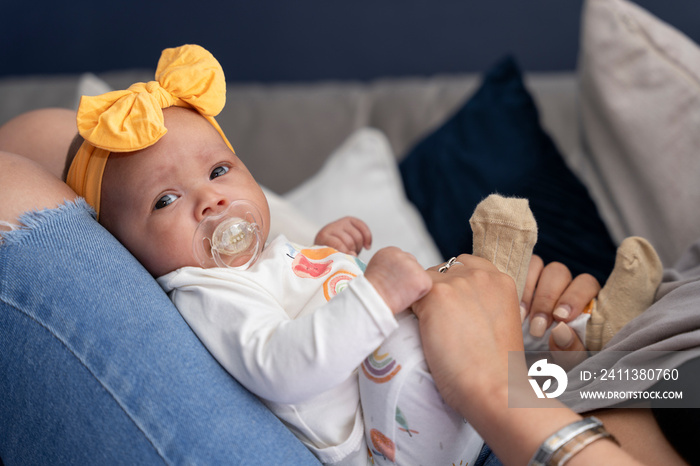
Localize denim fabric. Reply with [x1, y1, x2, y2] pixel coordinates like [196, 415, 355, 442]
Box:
[473, 444, 503, 466]
[0, 200, 319, 465]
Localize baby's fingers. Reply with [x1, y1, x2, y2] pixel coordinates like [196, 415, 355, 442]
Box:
[346, 217, 372, 250]
[323, 234, 357, 256]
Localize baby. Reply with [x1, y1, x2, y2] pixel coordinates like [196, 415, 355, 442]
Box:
[66, 45, 662, 465]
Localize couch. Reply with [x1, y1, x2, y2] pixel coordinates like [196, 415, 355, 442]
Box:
[1, 0, 699, 463]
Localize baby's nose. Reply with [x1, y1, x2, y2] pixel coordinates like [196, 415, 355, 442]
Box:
[197, 192, 229, 221]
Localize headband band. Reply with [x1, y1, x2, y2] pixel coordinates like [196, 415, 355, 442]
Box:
[66, 44, 233, 218]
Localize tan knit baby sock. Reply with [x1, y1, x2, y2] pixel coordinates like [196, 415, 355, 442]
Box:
[470, 194, 538, 301]
[586, 237, 663, 351]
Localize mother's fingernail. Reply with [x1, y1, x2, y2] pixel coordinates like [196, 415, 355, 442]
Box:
[529, 314, 548, 338]
[519, 302, 527, 323]
[553, 305, 571, 320]
[552, 322, 574, 348]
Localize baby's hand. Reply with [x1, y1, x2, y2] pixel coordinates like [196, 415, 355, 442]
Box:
[364, 247, 432, 314]
[315, 216, 372, 256]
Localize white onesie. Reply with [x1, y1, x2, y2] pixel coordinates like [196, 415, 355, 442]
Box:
[158, 235, 587, 465]
[158, 235, 399, 463]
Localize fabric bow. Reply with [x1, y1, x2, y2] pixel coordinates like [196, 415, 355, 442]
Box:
[66, 44, 233, 218]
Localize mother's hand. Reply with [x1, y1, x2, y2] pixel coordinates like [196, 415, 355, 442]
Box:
[414, 255, 644, 466]
[411, 254, 522, 416]
[521, 255, 601, 352]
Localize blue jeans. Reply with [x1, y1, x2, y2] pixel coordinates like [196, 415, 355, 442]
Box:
[0, 200, 319, 465]
[473, 444, 503, 466]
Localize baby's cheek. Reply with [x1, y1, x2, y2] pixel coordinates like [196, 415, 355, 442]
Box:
[140, 227, 197, 276]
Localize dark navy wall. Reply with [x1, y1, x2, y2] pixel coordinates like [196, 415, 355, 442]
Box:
[2, 1, 698, 81]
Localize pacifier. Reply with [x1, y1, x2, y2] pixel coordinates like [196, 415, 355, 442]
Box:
[193, 200, 264, 270]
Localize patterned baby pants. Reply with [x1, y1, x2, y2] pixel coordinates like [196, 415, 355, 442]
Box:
[359, 311, 484, 465]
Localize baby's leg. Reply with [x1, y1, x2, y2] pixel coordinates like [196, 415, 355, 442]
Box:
[359, 312, 483, 465]
[469, 194, 538, 301]
[586, 237, 663, 351]
[522, 237, 663, 353]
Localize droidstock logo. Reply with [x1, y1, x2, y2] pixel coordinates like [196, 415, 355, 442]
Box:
[528, 359, 568, 398]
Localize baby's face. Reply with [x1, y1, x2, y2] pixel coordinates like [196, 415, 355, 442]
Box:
[99, 107, 270, 277]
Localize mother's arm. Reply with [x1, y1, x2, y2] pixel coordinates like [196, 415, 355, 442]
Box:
[412, 254, 686, 465]
[0, 109, 321, 465]
[0, 109, 78, 227]
[0, 108, 76, 177]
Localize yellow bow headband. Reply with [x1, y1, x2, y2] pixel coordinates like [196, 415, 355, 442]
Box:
[66, 44, 233, 218]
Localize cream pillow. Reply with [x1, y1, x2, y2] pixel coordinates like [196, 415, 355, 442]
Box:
[263, 186, 321, 246]
[284, 128, 443, 268]
[579, 0, 700, 265]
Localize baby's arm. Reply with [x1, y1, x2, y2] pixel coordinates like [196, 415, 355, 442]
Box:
[314, 216, 372, 256]
[169, 273, 399, 404]
[316, 216, 432, 314]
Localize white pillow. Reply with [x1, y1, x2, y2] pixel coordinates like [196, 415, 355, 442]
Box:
[283, 128, 443, 268]
[579, 0, 700, 265]
[263, 186, 321, 246]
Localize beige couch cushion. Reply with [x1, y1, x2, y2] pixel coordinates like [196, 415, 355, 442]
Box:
[578, 0, 700, 264]
[218, 74, 578, 195]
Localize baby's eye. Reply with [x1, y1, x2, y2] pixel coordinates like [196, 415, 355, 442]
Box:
[154, 193, 178, 210]
[210, 165, 229, 180]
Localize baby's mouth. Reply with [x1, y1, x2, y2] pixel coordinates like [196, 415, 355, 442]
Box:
[211, 218, 256, 256]
[192, 200, 264, 270]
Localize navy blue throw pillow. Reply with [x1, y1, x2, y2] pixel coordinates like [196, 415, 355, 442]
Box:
[399, 56, 616, 284]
